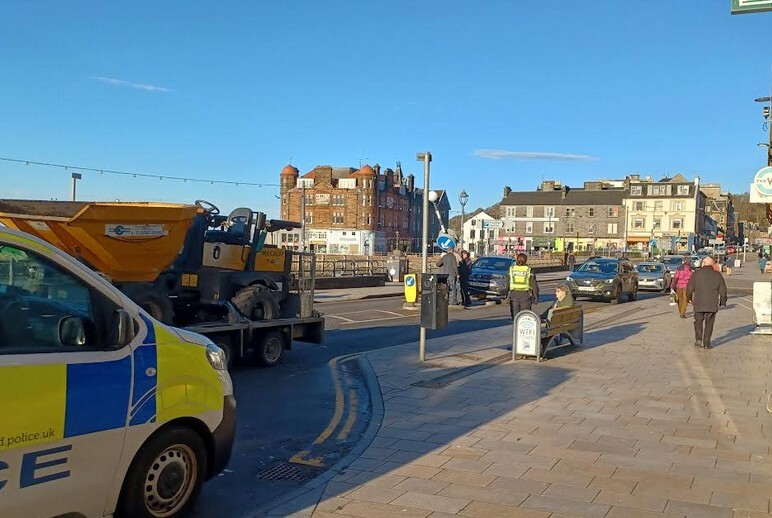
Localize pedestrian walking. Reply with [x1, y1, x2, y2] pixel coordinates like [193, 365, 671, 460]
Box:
[712, 257, 721, 272]
[457, 250, 473, 307]
[724, 254, 733, 276]
[670, 258, 693, 318]
[567, 252, 576, 271]
[508, 252, 539, 319]
[436, 245, 459, 306]
[760, 255, 768, 274]
[686, 257, 727, 349]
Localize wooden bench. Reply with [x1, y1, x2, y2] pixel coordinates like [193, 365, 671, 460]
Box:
[540, 305, 584, 358]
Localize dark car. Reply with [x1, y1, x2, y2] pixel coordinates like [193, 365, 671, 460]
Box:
[467, 256, 514, 298]
[565, 257, 638, 303]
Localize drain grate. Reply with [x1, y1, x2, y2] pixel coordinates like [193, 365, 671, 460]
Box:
[258, 462, 313, 482]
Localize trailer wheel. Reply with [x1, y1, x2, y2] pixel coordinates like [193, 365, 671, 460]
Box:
[257, 330, 285, 366]
[231, 285, 279, 321]
[213, 338, 235, 370]
[122, 283, 174, 324]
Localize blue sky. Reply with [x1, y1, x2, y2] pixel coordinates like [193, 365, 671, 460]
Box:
[1, 1, 770, 216]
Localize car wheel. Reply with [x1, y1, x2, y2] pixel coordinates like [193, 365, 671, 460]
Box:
[610, 285, 622, 304]
[116, 426, 207, 518]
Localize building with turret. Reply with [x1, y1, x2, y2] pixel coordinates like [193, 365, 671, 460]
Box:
[278, 162, 447, 254]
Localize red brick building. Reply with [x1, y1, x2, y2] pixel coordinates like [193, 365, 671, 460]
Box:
[279, 162, 433, 254]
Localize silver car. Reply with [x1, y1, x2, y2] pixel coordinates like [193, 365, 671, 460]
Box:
[636, 262, 671, 292]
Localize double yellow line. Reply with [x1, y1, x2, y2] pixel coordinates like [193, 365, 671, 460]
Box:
[289, 354, 361, 468]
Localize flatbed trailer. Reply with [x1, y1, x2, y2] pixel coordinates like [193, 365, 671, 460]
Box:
[185, 302, 324, 367]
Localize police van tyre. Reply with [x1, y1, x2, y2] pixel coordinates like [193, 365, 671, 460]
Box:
[257, 329, 285, 366]
[231, 285, 279, 321]
[117, 426, 207, 518]
[122, 282, 174, 324]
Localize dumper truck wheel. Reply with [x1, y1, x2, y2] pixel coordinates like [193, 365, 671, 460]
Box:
[231, 285, 279, 321]
[122, 283, 174, 324]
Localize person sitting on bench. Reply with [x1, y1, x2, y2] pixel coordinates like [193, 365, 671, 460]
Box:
[541, 284, 575, 323]
[541, 284, 576, 349]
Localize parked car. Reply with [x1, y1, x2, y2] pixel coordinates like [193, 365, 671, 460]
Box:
[693, 254, 707, 268]
[636, 262, 671, 292]
[726, 245, 736, 254]
[467, 256, 514, 298]
[660, 255, 686, 272]
[566, 257, 638, 304]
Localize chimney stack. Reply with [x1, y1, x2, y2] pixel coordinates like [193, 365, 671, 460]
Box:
[503, 185, 512, 197]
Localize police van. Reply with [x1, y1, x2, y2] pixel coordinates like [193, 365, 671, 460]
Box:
[0, 227, 235, 517]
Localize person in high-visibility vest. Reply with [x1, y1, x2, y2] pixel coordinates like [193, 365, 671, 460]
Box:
[509, 252, 539, 319]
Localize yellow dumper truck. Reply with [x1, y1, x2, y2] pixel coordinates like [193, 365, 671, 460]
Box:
[0, 199, 324, 367]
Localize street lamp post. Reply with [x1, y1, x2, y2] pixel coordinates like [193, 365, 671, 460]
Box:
[417, 151, 431, 362]
[458, 190, 469, 251]
[71, 172, 82, 201]
[396, 230, 400, 252]
[756, 96, 772, 167]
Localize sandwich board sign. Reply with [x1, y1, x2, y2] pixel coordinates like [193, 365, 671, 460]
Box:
[512, 310, 541, 362]
[731, 0, 772, 14]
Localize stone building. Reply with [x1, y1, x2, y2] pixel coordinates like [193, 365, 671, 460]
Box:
[494, 180, 627, 255]
[278, 162, 447, 254]
[701, 183, 736, 244]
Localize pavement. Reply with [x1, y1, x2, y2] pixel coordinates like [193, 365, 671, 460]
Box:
[261, 264, 772, 518]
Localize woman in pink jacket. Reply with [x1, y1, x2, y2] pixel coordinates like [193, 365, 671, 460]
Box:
[670, 258, 693, 318]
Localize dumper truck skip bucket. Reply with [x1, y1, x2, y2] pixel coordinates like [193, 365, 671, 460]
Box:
[0, 200, 198, 283]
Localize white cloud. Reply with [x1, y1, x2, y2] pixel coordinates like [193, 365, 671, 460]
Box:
[474, 149, 598, 162]
[93, 76, 172, 93]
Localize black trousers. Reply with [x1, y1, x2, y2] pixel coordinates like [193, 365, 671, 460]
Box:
[694, 311, 716, 346]
[459, 278, 471, 306]
[509, 291, 533, 320]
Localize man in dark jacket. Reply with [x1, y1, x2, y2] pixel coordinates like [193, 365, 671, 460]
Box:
[686, 257, 727, 349]
[436, 246, 459, 306]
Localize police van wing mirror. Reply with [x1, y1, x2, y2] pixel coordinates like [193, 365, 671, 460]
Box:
[115, 309, 136, 347]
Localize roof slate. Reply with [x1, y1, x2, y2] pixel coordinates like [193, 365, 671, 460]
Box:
[500, 188, 624, 206]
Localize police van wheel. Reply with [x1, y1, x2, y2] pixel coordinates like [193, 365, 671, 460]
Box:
[117, 426, 207, 518]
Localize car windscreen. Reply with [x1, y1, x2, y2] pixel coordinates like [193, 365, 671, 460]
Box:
[662, 257, 683, 266]
[472, 258, 511, 270]
[576, 261, 617, 274]
[636, 264, 663, 273]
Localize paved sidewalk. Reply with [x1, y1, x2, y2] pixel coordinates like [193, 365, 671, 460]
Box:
[269, 274, 772, 518]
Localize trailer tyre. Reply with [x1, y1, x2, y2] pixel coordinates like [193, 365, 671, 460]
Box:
[214, 338, 235, 370]
[116, 425, 207, 518]
[122, 283, 174, 324]
[231, 285, 279, 321]
[257, 330, 285, 366]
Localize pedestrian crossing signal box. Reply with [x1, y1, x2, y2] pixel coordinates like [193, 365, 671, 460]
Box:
[420, 273, 449, 330]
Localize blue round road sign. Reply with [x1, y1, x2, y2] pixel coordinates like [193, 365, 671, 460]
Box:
[405, 276, 415, 287]
[436, 234, 456, 251]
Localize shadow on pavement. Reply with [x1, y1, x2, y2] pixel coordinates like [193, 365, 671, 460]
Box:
[258, 333, 575, 515]
[710, 323, 757, 348]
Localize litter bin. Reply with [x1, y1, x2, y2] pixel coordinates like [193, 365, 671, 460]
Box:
[420, 273, 449, 329]
[386, 256, 407, 282]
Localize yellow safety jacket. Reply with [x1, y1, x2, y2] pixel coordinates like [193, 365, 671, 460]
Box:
[509, 264, 531, 291]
